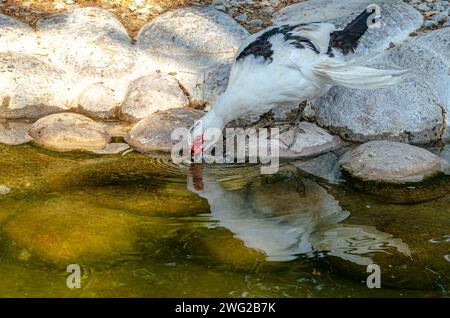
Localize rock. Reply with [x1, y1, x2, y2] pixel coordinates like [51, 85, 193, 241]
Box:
[29, 113, 111, 152]
[340, 141, 446, 183]
[78, 83, 118, 120]
[0, 14, 38, 55]
[411, 28, 450, 141]
[242, 122, 342, 161]
[0, 185, 10, 195]
[291, 152, 342, 183]
[92, 143, 131, 155]
[126, 108, 204, 153]
[278, 122, 342, 159]
[273, 0, 423, 57]
[101, 121, 132, 139]
[120, 73, 189, 122]
[315, 30, 449, 145]
[137, 7, 249, 105]
[36, 7, 137, 79]
[0, 52, 74, 119]
[2, 198, 141, 264]
[0, 121, 33, 145]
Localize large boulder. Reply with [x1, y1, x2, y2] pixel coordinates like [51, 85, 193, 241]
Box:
[315, 28, 450, 145]
[29, 113, 111, 152]
[273, 0, 423, 57]
[137, 7, 249, 106]
[120, 73, 189, 122]
[36, 7, 137, 80]
[126, 108, 204, 153]
[0, 52, 75, 119]
[340, 141, 447, 183]
[0, 14, 38, 55]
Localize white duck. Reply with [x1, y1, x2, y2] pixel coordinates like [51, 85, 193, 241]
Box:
[190, 7, 406, 149]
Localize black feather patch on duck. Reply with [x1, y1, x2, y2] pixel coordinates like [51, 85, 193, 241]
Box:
[237, 24, 320, 63]
[328, 7, 379, 56]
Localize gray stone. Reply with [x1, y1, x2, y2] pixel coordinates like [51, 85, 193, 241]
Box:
[126, 108, 204, 153]
[0, 121, 33, 145]
[29, 113, 111, 152]
[273, 0, 423, 57]
[0, 14, 38, 55]
[78, 83, 118, 120]
[291, 152, 342, 183]
[36, 7, 137, 79]
[315, 30, 450, 145]
[340, 141, 446, 183]
[243, 122, 342, 161]
[137, 7, 249, 105]
[278, 122, 342, 159]
[0, 52, 74, 119]
[120, 73, 189, 122]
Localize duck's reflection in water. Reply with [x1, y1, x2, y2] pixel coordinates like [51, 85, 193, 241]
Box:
[188, 167, 411, 266]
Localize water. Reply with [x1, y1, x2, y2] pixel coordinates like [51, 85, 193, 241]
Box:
[0, 144, 448, 297]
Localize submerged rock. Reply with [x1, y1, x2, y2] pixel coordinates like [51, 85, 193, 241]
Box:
[341, 141, 446, 183]
[273, 0, 423, 57]
[78, 83, 118, 120]
[187, 170, 410, 268]
[126, 108, 204, 153]
[327, 187, 450, 290]
[29, 113, 111, 152]
[137, 7, 249, 105]
[36, 7, 137, 79]
[0, 121, 33, 145]
[292, 152, 342, 183]
[2, 198, 140, 264]
[120, 73, 189, 122]
[0, 52, 74, 119]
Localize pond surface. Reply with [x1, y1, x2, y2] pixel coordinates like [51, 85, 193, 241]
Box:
[0, 144, 448, 297]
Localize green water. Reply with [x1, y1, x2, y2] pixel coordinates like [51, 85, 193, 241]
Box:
[0, 144, 448, 298]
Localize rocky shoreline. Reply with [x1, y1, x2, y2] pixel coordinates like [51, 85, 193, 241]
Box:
[1, 0, 450, 191]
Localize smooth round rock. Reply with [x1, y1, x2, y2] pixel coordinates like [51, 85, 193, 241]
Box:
[0, 121, 33, 145]
[120, 73, 189, 122]
[29, 113, 111, 152]
[126, 108, 204, 153]
[36, 7, 136, 78]
[340, 141, 446, 183]
[78, 83, 118, 120]
[0, 52, 74, 119]
[92, 143, 131, 155]
[137, 7, 249, 105]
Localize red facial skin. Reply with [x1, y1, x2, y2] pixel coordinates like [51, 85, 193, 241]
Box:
[191, 134, 204, 191]
[191, 134, 204, 156]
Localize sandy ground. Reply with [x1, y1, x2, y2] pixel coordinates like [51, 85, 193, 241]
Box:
[0, 0, 305, 37]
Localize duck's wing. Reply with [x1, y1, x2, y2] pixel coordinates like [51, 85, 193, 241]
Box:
[234, 22, 336, 64]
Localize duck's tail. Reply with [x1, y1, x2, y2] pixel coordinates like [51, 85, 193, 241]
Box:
[313, 57, 408, 90]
